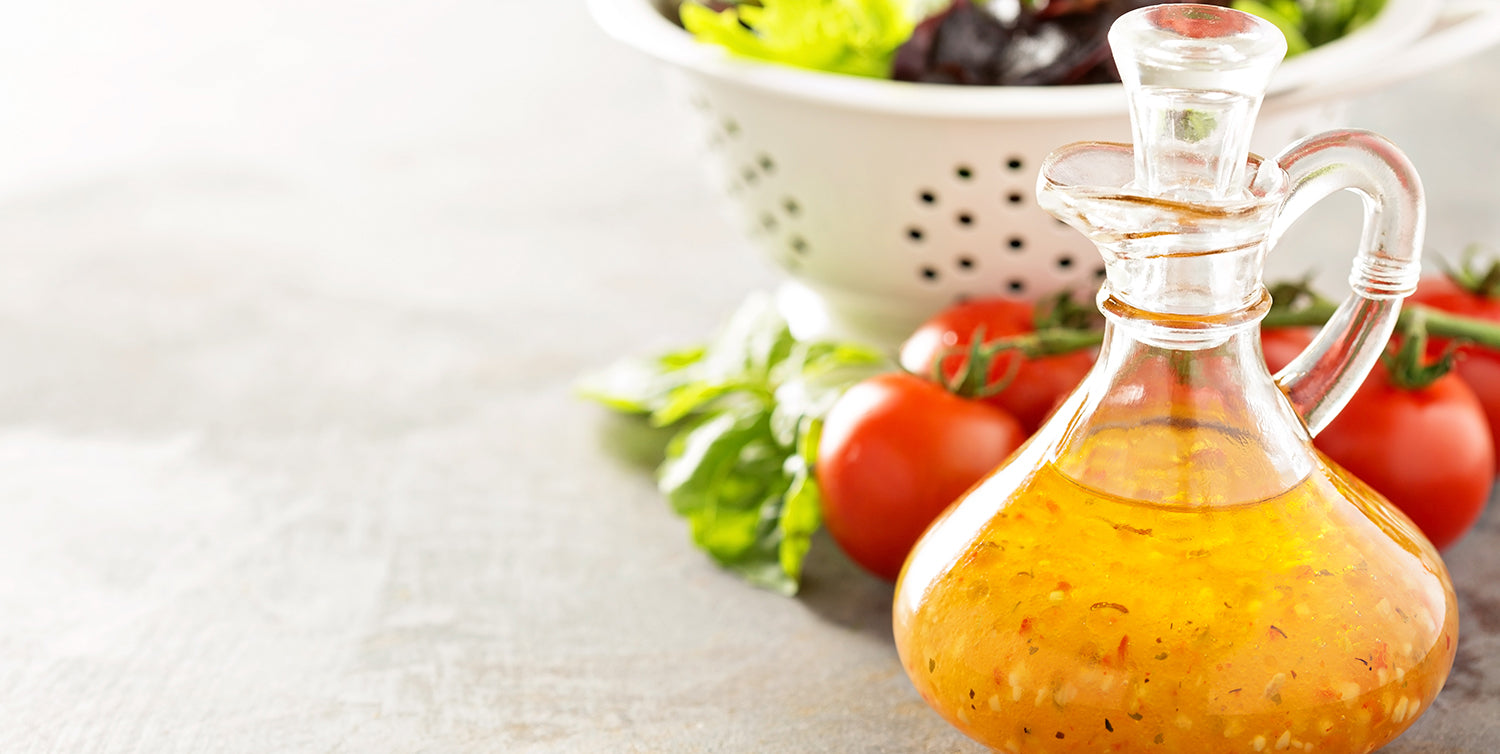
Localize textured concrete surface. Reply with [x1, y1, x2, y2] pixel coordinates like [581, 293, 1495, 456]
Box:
[0, 1, 1496, 752]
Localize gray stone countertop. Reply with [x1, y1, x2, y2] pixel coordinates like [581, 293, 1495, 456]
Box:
[0, 1, 1497, 752]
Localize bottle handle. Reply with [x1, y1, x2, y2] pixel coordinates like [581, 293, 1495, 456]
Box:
[1268, 130, 1425, 436]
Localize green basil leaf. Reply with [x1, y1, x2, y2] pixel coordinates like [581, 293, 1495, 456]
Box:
[717, 474, 805, 595]
[691, 498, 775, 563]
[659, 410, 766, 515]
[584, 291, 888, 595]
[651, 380, 757, 427]
[796, 415, 824, 468]
[697, 292, 795, 383]
[661, 407, 781, 535]
[776, 416, 826, 586]
[659, 405, 804, 594]
[575, 345, 706, 413]
[746, 316, 797, 382]
[769, 341, 892, 445]
[769, 374, 845, 447]
[779, 463, 823, 587]
[768, 381, 809, 449]
[802, 341, 890, 375]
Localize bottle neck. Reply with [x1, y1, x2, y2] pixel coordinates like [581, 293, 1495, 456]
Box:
[1100, 243, 1270, 333]
[1045, 299, 1316, 507]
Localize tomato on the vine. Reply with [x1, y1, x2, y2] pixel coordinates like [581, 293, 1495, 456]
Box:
[817, 372, 1026, 581]
[899, 298, 1096, 432]
[1261, 324, 1492, 549]
[1260, 326, 1316, 374]
[1410, 273, 1500, 465]
[1312, 361, 1493, 551]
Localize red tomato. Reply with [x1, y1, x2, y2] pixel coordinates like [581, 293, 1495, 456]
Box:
[899, 299, 1096, 432]
[817, 372, 1026, 581]
[1260, 326, 1316, 374]
[1313, 361, 1494, 551]
[1409, 274, 1500, 465]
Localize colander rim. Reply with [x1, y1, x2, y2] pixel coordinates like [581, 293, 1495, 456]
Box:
[589, 0, 1439, 118]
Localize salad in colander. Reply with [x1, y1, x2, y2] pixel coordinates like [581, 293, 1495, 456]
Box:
[677, 0, 1386, 85]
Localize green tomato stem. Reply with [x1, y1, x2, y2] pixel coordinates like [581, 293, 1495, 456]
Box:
[1419, 306, 1500, 349]
[927, 295, 1500, 392]
[1261, 299, 1500, 351]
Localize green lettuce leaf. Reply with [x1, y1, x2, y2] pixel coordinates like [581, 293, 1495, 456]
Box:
[1234, 0, 1386, 55]
[680, 0, 914, 79]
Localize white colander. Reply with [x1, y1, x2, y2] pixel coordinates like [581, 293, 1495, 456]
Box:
[592, 0, 1500, 345]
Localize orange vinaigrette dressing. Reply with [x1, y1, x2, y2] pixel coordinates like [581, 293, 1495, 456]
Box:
[894, 445, 1457, 754]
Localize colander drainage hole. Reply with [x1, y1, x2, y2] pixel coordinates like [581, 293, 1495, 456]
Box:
[790, 237, 809, 254]
[1095, 266, 1107, 279]
[1007, 192, 1024, 205]
[955, 165, 974, 180]
[957, 212, 974, 226]
[783, 197, 800, 216]
[1056, 255, 1073, 269]
[1007, 157, 1024, 171]
[723, 119, 740, 137]
[758, 154, 775, 173]
[908, 227, 925, 242]
[1008, 237, 1025, 250]
[919, 190, 938, 205]
[742, 167, 758, 185]
[921, 266, 940, 282]
[1008, 279, 1026, 293]
[957, 256, 976, 271]
[761, 213, 778, 231]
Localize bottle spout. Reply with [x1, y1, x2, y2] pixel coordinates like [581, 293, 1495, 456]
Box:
[1110, 4, 1287, 201]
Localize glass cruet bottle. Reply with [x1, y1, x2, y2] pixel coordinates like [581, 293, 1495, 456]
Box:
[892, 5, 1458, 753]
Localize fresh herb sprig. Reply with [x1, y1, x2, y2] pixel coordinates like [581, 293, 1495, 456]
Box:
[578, 294, 891, 594]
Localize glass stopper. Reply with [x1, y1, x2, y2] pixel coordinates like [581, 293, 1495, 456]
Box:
[1109, 4, 1287, 200]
